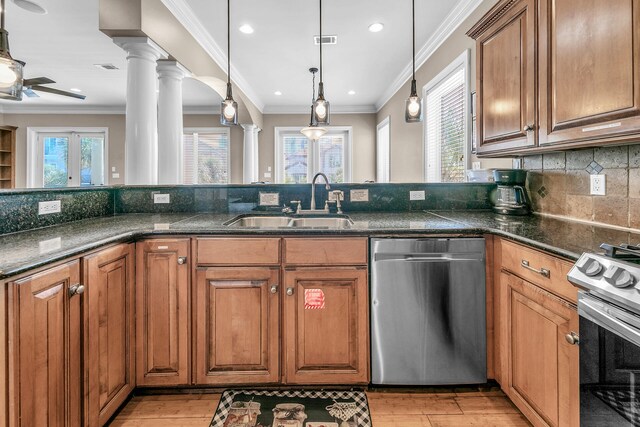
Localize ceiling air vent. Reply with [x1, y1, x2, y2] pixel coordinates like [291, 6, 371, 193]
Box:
[94, 63, 120, 70]
[314, 35, 337, 45]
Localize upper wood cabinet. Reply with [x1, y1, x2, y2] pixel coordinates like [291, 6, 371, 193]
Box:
[8, 260, 83, 427]
[469, 0, 537, 154]
[135, 239, 191, 386]
[83, 244, 135, 426]
[193, 267, 280, 385]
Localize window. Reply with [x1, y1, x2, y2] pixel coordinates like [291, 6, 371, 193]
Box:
[183, 128, 230, 184]
[424, 50, 470, 183]
[275, 127, 352, 184]
[27, 128, 108, 188]
[376, 117, 390, 183]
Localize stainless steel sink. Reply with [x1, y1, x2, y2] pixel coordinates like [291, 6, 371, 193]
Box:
[289, 217, 353, 229]
[225, 216, 292, 228]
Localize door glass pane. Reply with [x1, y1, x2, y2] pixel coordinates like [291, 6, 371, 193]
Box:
[318, 135, 344, 183]
[283, 136, 308, 184]
[80, 136, 105, 186]
[43, 136, 69, 188]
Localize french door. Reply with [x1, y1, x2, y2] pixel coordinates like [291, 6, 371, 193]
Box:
[38, 132, 106, 187]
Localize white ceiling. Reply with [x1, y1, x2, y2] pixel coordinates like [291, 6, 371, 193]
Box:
[0, 0, 481, 113]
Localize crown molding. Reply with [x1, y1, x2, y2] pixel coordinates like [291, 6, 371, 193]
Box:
[374, 0, 484, 111]
[263, 104, 377, 115]
[160, 0, 265, 112]
[0, 105, 126, 115]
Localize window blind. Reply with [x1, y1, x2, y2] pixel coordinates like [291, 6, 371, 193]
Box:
[377, 119, 390, 183]
[183, 130, 229, 184]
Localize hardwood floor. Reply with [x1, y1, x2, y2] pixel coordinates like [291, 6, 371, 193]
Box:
[109, 390, 531, 426]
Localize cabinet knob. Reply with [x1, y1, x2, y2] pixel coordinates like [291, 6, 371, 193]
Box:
[523, 124, 535, 132]
[565, 332, 580, 345]
[69, 284, 85, 297]
[286, 287, 294, 296]
[177, 256, 187, 265]
[270, 285, 279, 294]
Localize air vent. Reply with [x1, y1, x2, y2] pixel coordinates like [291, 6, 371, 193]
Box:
[94, 63, 119, 70]
[314, 35, 337, 45]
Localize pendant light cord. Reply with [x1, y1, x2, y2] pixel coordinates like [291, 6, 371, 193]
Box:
[227, 0, 231, 85]
[319, 0, 323, 84]
[412, 0, 415, 82]
[1, 0, 5, 30]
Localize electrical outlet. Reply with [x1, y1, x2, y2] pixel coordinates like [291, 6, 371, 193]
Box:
[259, 192, 279, 206]
[410, 190, 426, 201]
[153, 193, 170, 204]
[590, 174, 606, 195]
[350, 189, 369, 202]
[38, 200, 61, 215]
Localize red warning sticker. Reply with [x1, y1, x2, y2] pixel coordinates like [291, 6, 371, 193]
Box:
[304, 289, 325, 309]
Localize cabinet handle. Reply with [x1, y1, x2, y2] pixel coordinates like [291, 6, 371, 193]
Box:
[521, 260, 550, 278]
[286, 287, 294, 296]
[270, 284, 279, 294]
[69, 284, 85, 297]
[177, 256, 187, 265]
[523, 124, 535, 132]
[565, 332, 580, 345]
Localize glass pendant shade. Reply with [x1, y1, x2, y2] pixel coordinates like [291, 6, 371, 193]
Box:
[220, 82, 238, 125]
[0, 29, 23, 101]
[405, 80, 423, 122]
[313, 82, 330, 125]
[301, 125, 327, 141]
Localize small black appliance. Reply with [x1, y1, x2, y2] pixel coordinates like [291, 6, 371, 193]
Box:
[492, 169, 531, 216]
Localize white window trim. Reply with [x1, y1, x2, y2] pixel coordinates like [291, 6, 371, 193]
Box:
[376, 116, 391, 183]
[183, 127, 231, 185]
[26, 127, 109, 188]
[274, 126, 353, 184]
[422, 49, 471, 182]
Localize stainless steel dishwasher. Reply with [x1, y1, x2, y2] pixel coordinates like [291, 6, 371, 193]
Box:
[371, 238, 487, 385]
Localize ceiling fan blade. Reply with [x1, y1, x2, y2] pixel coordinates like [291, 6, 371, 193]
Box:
[23, 77, 55, 86]
[31, 85, 86, 100]
[23, 88, 39, 98]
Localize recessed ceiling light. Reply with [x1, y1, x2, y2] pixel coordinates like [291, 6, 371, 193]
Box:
[239, 24, 254, 34]
[12, 0, 47, 14]
[348, 90, 356, 95]
[368, 22, 384, 33]
[274, 91, 282, 96]
[70, 88, 82, 93]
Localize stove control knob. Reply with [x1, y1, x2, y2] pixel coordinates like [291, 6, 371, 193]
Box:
[576, 257, 603, 277]
[603, 266, 636, 288]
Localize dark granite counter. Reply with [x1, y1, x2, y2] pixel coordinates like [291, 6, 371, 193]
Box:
[2, 210, 639, 279]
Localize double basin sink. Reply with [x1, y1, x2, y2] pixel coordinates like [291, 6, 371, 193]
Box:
[225, 214, 353, 229]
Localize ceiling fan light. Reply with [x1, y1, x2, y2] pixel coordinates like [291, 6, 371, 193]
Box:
[301, 125, 327, 141]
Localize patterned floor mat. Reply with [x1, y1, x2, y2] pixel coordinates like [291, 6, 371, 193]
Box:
[210, 389, 371, 427]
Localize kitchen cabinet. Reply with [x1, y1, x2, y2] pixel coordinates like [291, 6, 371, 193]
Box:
[135, 239, 190, 386]
[468, 0, 537, 154]
[193, 267, 280, 385]
[8, 260, 83, 427]
[83, 244, 135, 426]
[283, 267, 369, 384]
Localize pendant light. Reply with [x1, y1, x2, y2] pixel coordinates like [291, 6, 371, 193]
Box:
[220, 0, 238, 126]
[405, 0, 423, 123]
[312, 0, 330, 125]
[301, 67, 327, 141]
[0, 0, 24, 101]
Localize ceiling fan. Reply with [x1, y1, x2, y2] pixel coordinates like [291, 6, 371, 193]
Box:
[22, 77, 86, 100]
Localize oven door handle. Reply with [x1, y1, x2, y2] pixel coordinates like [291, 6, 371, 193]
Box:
[579, 296, 640, 348]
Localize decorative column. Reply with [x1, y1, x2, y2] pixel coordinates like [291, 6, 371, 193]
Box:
[241, 124, 261, 184]
[113, 37, 167, 185]
[157, 60, 187, 184]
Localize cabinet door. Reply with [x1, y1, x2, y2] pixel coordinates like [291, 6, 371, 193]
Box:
[83, 244, 135, 426]
[476, 0, 536, 154]
[194, 267, 280, 385]
[539, 0, 640, 146]
[501, 272, 579, 427]
[10, 261, 83, 427]
[136, 239, 190, 386]
[283, 268, 369, 384]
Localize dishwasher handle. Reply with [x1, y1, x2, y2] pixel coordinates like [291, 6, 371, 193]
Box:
[374, 253, 484, 262]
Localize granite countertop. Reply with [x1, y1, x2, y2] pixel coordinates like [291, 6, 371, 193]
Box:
[1, 210, 640, 279]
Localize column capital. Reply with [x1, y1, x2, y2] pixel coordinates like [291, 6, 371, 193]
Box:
[157, 60, 190, 80]
[113, 37, 167, 63]
[240, 123, 260, 132]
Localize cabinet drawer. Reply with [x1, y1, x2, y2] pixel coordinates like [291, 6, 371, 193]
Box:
[501, 239, 577, 303]
[196, 238, 280, 265]
[283, 238, 368, 266]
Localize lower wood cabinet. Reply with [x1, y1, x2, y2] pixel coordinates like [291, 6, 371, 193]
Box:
[194, 267, 280, 385]
[8, 260, 83, 427]
[499, 271, 579, 427]
[283, 267, 369, 384]
[83, 244, 135, 426]
[136, 238, 191, 386]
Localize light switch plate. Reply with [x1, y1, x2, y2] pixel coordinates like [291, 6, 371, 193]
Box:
[259, 192, 279, 206]
[153, 193, 171, 204]
[472, 161, 482, 170]
[350, 189, 369, 202]
[38, 200, 61, 215]
[590, 174, 606, 195]
[410, 190, 426, 201]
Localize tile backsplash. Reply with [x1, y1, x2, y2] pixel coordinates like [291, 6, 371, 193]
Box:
[523, 144, 640, 229]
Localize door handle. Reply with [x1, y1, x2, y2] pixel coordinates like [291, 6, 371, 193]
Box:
[270, 284, 279, 294]
[523, 124, 535, 132]
[69, 284, 85, 297]
[177, 256, 187, 265]
[521, 259, 550, 278]
[286, 287, 294, 296]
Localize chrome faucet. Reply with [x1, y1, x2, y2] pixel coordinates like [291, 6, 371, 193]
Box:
[310, 172, 331, 211]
